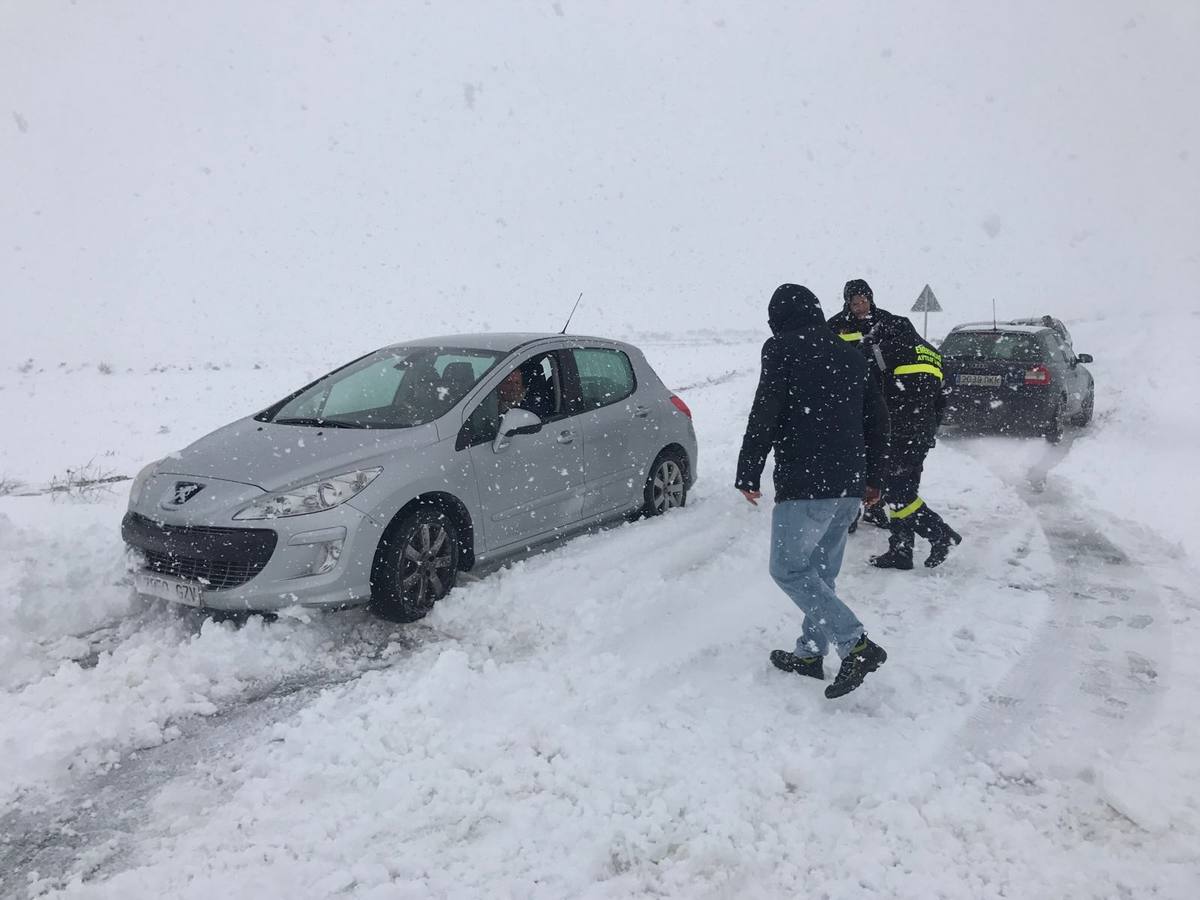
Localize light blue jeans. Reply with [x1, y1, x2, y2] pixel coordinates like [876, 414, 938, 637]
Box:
[769, 497, 865, 659]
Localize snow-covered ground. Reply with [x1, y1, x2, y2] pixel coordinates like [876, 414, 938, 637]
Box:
[2, 317, 1198, 898]
[4, 1, 1198, 896]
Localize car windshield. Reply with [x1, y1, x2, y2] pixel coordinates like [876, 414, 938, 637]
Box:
[260, 346, 505, 429]
[939, 331, 1046, 363]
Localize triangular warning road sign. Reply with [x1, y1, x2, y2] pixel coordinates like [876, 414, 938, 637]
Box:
[911, 284, 942, 312]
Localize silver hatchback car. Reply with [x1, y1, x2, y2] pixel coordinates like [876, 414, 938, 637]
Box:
[123, 333, 698, 620]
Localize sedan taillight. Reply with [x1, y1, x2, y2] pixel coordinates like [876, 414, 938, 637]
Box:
[669, 395, 693, 419]
[1024, 365, 1052, 386]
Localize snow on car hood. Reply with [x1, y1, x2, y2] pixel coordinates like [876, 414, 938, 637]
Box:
[157, 417, 442, 491]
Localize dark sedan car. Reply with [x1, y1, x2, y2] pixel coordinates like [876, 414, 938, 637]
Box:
[939, 319, 1094, 442]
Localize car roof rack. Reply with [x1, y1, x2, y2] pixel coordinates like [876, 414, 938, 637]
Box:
[949, 320, 1053, 333]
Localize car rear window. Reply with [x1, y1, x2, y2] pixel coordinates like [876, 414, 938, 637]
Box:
[939, 331, 1047, 363]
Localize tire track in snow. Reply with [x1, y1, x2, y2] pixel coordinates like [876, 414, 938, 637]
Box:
[951, 434, 1167, 805]
[670, 367, 756, 394]
[0, 623, 443, 898]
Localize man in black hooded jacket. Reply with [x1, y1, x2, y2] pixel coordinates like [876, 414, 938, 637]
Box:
[833, 278, 962, 568]
[735, 284, 890, 699]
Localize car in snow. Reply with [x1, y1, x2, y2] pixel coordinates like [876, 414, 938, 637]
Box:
[939, 318, 1095, 442]
[122, 333, 697, 620]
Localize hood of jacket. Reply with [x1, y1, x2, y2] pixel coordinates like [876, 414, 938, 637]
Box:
[842, 277, 877, 314]
[768, 284, 826, 335]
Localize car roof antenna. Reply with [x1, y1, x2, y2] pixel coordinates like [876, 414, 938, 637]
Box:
[560, 292, 584, 334]
[992, 298, 997, 331]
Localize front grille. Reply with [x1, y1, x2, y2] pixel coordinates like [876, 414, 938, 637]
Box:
[142, 548, 266, 590]
[122, 512, 277, 592]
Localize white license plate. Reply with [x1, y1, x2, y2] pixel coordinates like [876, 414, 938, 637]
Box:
[957, 374, 1002, 387]
[134, 571, 205, 607]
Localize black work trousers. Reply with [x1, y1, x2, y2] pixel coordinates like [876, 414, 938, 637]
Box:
[884, 444, 953, 557]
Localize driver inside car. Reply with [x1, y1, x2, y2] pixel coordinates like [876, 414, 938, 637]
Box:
[497, 358, 558, 420]
[497, 367, 528, 416]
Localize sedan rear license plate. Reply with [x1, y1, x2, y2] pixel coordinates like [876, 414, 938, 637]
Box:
[134, 571, 204, 607]
[957, 374, 1002, 387]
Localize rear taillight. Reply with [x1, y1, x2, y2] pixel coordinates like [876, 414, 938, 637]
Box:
[1024, 365, 1052, 386]
[669, 395, 692, 419]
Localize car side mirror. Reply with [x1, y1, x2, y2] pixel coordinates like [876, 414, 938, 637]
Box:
[493, 408, 543, 453]
[1076, 353, 1093, 364]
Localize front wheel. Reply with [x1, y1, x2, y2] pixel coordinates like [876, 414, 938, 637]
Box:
[370, 507, 459, 622]
[640, 451, 688, 517]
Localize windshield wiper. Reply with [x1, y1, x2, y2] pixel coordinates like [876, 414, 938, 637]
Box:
[273, 417, 366, 429]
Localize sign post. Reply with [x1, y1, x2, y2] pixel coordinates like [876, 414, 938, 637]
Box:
[910, 284, 942, 339]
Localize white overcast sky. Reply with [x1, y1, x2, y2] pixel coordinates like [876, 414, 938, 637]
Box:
[3, 1, 1197, 364]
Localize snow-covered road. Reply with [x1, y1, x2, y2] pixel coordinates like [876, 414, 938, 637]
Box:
[2, 329, 1198, 898]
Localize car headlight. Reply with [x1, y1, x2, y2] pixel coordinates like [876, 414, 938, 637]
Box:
[233, 468, 383, 521]
[127, 459, 161, 510]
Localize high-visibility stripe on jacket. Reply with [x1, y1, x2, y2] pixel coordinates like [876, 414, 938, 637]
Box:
[894, 363, 943, 379]
[894, 344, 943, 380]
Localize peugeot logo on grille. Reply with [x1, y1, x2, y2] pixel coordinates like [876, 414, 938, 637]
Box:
[170, 482, 205, 505]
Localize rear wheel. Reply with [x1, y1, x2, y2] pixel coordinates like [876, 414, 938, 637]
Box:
[1044, 397, 1067, 443]
[370, 507, 459, 622]
[640, 450, 688, 517]
[1071, 388, 1094, 427]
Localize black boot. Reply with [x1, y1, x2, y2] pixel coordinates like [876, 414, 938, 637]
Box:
[770, 649, 825, 680]
[911, 507, 960, 568]
[925, 527, 962, 568]
[873, 516, 915, 569]
[870, 548, 914, 569]
[825, 635, 888, 699]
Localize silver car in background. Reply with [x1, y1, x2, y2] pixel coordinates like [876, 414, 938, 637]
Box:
[123, 333, 698, 620]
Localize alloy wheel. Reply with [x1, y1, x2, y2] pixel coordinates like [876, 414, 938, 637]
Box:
[651, 459, 685, 512]
[400, 522, 453, 607]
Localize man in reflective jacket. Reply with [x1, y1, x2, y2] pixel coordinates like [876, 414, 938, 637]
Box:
[828, 278, 911, 350]
[829, 279, 906, 531]
[841, 280, 962, 568]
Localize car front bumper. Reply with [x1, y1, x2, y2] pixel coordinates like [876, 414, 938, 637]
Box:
[122, 504, 384, 612]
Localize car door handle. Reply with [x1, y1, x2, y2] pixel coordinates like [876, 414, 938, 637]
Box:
[557, 430, 575, 444]
[633, 405, 651, 418]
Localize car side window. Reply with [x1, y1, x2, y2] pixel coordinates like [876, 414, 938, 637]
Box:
[458, 352, 564, 449]
[572, 348, 636, 409]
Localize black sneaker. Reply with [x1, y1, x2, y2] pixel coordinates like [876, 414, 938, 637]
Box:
[925, 528, 962, 568]
[770, 649, 825, 681]
[825, 636, 888, 699]
[869, 549, 914, 570]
